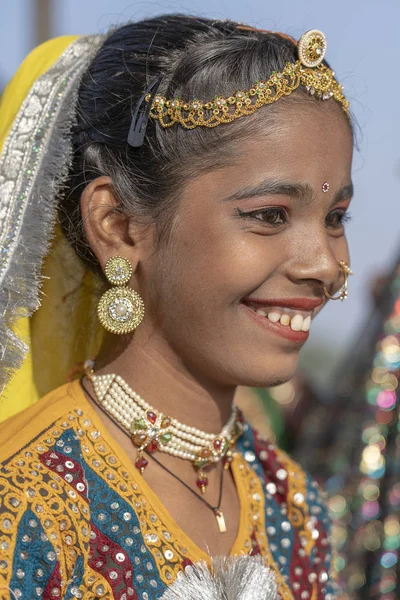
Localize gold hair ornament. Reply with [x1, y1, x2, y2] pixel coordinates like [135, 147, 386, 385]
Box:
[146, 30, 349, 130]
[324, 260, 353, 301]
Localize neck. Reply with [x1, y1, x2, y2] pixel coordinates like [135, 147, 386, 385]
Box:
[93, 334, 236, 434]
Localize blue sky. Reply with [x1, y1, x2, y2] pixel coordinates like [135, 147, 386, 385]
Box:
[1, 0, 399, 359]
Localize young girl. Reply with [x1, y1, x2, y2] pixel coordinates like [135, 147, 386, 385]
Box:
[0, 15, 354, 599]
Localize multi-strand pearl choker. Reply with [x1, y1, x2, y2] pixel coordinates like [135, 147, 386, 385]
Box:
[84, 360, 244, 496]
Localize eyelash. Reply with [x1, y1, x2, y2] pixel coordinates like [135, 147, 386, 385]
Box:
[236, 207, 352, 229]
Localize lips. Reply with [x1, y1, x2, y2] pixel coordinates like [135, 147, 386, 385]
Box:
[241, 296, 323, 342]
[243, 297, 324, 311]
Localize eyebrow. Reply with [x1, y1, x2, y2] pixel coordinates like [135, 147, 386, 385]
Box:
[223, 179, 354, 209]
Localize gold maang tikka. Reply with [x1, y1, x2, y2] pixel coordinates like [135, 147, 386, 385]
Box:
[146, 29, 349, 130]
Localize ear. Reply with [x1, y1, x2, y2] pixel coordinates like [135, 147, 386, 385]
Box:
[80, 176, 148, 272]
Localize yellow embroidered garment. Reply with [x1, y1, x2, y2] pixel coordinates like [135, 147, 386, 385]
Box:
[0, 36, 104, 422]
[0, 379, 336, 599]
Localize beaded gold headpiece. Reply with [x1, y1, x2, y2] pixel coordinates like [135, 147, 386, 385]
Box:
[147, 29, 349, 130]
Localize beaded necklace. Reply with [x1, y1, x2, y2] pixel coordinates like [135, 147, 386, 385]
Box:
[80, 377, 228, 533]
[84, 360, 244, 501]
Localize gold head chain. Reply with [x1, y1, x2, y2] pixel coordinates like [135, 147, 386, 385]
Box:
[146, 29, 349, 130]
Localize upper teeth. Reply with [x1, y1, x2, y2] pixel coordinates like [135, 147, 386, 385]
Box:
[255, 309, 311, 332]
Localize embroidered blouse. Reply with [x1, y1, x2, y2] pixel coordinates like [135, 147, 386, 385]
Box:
[0, 380, 336, 600]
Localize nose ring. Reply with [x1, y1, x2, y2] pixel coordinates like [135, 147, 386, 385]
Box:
[324, 261, 353, 301]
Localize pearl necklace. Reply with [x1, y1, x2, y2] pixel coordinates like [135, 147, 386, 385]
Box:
[84, 361, 244, 494]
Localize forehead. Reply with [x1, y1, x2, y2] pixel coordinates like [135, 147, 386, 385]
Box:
[236, 99, 353, 183]
[177, 99, 353, 211]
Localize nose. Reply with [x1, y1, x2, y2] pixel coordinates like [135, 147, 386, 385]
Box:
[286, 238, 342, 291]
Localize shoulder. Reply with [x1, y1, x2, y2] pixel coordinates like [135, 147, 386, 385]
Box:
[0, 379, 87, 463]
[240, 423, 331, 522]
[238, 424, 335, 590]
[238, 423, 308, 483]
[239, 423, 325, 488]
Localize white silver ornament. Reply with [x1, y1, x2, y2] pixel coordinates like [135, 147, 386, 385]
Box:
[160, 555, 280, 600]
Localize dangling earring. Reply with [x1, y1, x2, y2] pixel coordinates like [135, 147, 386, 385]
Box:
[97, 256, 145, 334]
[324, 260, 354, 301]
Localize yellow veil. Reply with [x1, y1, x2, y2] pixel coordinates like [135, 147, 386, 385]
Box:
[0, 36, 105, 421]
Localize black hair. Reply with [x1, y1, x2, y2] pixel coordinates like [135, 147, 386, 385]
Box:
[60, 14, 350, 269]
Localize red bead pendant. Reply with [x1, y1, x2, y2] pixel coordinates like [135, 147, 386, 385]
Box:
[135, 455, 148, 474]
[146, 439, 159, 453]
[196, 473, 208, 494]
[146, 410, 157, 424]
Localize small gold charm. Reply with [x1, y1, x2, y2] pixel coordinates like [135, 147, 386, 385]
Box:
[215, 510, 227, 534]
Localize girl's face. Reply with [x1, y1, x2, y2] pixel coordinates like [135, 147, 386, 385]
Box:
[139, 101, 353, 388]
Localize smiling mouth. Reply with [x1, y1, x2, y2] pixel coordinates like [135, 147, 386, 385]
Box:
[241, 296, 323, 341]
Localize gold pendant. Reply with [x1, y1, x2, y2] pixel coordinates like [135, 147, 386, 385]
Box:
[215, 510, 227, 533]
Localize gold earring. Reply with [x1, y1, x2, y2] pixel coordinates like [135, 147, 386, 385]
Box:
[97, 256, 145, 334]
[324, 260, 354, 301]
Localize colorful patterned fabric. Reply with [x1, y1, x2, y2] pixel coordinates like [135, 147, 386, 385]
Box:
[0, 380, 337, 599]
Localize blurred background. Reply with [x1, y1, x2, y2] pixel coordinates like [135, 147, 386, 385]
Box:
[1, 3, 400, 597]
[1, 0, 399, 389]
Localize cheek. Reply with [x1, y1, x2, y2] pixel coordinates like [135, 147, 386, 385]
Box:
[172, 230, 284, 307]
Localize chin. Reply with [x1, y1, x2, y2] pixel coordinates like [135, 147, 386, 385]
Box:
[231, 353, 299, 389]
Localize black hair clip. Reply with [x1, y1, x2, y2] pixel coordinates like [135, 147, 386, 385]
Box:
[127, 74, 164, 148]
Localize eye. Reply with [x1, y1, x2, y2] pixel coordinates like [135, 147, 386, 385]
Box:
[236, 207, 289, 227]
[325, 209, 352, 229]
